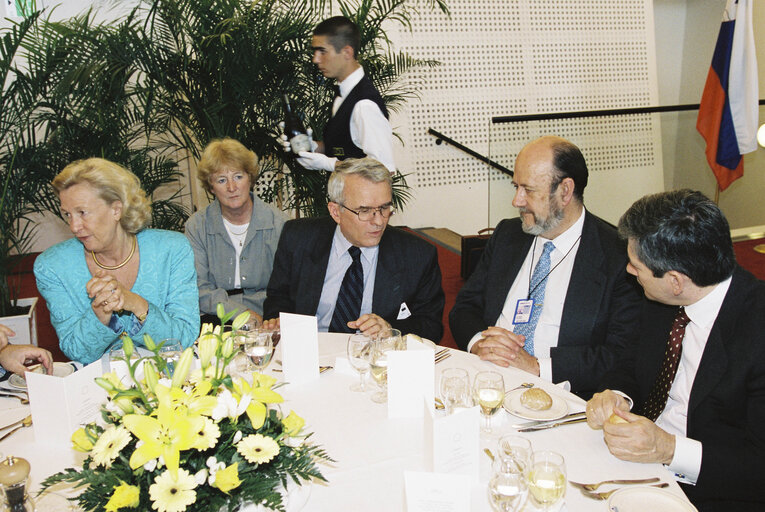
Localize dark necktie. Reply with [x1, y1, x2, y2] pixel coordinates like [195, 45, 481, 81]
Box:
[514, 241, 555, 356]
[642, 307, 691, 421]
[329, 246, 363, 333]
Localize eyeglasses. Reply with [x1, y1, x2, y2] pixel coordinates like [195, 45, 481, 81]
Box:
[340, 202, 395, 221]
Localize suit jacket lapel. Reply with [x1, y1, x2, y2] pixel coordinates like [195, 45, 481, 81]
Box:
[372, 229, 401, 313]
[559, 212, 606, 347]
[687, 271, 744, 417]
[486, 226, 532, 323]
[300, 219, 335, 314]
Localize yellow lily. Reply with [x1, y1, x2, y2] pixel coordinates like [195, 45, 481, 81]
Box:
[156, 381, 218, 418]
[123, 400, 203, 477]
[233, 375, 283, 428]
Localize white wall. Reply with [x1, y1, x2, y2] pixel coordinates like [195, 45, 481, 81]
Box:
[654, 0, 765, 230]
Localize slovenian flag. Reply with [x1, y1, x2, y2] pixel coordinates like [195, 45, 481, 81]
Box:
[696, 0, 759, 191]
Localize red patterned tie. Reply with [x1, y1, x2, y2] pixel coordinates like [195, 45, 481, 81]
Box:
[642, 307, 691, 422]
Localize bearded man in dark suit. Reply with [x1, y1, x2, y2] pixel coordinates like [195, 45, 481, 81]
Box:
[449, 136, 642, 396]
[263, 158, 444, 341]
[586, 189, 765, 511]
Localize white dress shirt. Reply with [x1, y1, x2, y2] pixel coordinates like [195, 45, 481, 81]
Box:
[315, 226, 379, 331]
[654, 276, 732, 484]
[333, 67, 395, 173]
[467, 209, 585, 382]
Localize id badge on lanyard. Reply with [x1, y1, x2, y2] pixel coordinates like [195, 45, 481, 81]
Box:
[513, 299, 535, 325]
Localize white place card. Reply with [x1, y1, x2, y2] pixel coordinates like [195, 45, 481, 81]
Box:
[26, 361, 106, 445]
[404, 470, 471, 512]
[387, 340, 434, 418]
[279, 313, 319, 386]
[424, 401, 480, 480]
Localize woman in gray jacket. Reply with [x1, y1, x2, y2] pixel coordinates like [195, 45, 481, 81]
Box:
[185, 138, 287, 325]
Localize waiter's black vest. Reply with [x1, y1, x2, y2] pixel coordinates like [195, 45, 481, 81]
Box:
[323, 75, 388, 161]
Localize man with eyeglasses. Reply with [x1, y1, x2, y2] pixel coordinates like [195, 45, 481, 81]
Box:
[449, 136, 642, 397]
[263, 158, 444, 340]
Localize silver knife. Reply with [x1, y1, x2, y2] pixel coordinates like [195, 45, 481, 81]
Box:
[517, 416, 587, 432]
[511, 411, 586, 429]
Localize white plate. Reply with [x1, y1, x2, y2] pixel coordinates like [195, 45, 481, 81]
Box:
[9, 362, 75, 389]
[503, 387, 568, 421]
[608, 487, 697, 512]
[405, 334, 437, 349]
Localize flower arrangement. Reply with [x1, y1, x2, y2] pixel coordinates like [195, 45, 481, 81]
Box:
[42, 307, 331, 512]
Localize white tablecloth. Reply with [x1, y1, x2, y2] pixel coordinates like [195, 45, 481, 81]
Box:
[0, 333, 693, 511]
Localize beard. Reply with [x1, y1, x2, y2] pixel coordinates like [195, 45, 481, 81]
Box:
[519, 193, 565, 236]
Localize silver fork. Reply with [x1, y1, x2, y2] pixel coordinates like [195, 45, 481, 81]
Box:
[582, 482, 668, 500]
[569, 477, 660, 492]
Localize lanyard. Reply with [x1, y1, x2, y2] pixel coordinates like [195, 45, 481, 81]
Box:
[526, 235, 582, 299]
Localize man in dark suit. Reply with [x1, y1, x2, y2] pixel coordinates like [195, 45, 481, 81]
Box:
[449, 136, 641, 396]
[263, 158, 444, 341]
[586, 189, 765, 510]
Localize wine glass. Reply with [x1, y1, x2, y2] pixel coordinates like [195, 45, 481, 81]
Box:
[488, 457, 529, 512]
[377, 327, 403, 351]
[473, 371, 505, 434]
[158, 339, 182, 378]
[496, 435, 532, 474]
[347, 333, 373, 392]
[526, 450, 566, 511]
[243, 331, 274, 372]
[370, 333, 398, 403]
[439, 368, 470, 414]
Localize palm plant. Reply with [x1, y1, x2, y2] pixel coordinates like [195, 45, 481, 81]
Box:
[123, 0, 449, 216]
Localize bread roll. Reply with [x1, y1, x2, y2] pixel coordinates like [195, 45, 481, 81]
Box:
[608, 413, 628, 424]
[520, 388, 553, 411]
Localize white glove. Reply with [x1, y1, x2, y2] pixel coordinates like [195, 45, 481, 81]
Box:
[296, 151, 337, 172]
[278, 123, 318, 153]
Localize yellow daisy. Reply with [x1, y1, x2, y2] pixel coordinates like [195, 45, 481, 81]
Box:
[190, 417, 220, 451]
[149, 468, 197, 512]
[91, 426, 132, 468]
[236, 434, 280, 464]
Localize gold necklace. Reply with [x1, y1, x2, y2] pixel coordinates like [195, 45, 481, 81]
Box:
[92, 236, 136, 270]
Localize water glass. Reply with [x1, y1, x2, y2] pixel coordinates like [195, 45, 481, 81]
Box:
[496, 435, 532, 474]
[473, 371, 505, 434]
[488, 458, 529, 512]
[243, 331, 274, 371]
[439, 368, 470, 414]
[158, 339, 182, 378]
[378, 327, 403, 351]
[526, 450, 566, 511]
[370, 332, 398, 403]
[347, 333, 373, 392]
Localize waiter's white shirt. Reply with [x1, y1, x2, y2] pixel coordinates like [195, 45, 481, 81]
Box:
[467, 208, 585, 383]
[653, 276, 732, 484]
[333, 67, 395, 173]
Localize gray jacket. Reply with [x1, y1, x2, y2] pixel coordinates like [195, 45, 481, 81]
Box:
[185, 194, 287, 316]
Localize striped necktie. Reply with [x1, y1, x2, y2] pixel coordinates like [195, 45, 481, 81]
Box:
[329, 246, 363, 333]
[514, 241, 555, 356]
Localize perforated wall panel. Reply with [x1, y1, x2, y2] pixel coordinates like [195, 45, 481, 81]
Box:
[389, 0, 664, 233]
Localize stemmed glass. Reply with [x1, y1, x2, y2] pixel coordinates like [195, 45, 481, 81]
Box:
[347, 333, 373, 392]
[496, 435, 532, 474]
[488, 457, 529, 512]
[377, 328, 403, 351]
[243, 331, 274, 372]
[370, 332, 398, 403]
[473, 371, 505, 434]
[157, 339, 182, 378]
[526, 450, 566, 511]
[440, 368, 471, 414]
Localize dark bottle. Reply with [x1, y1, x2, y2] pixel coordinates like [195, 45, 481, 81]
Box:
[282, 95, 311, 154]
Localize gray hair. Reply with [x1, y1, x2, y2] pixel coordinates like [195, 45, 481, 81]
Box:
[327, 158, 392, 204]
